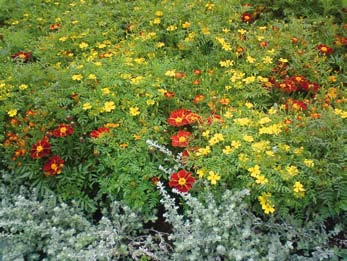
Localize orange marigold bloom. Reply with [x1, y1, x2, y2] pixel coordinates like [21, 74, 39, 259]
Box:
[167, 109, 192, 127]
[31, 139, 51, 159]
[164, 91, 175, 98]
[49, 23, 61, 31]
[169, 169, 195, 193]
[11, 51, 32, 63]
[171, 130, 192, 147]
[53, 124, 74, 137]
[193, 94, 205, 103]
[43, 155, 64, 176]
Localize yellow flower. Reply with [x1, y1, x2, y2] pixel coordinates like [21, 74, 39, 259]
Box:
[8, 109, 17, 117]
[279, 58, 288, 63]
[238, 153, 248, 163]
[231, 140, 241, 149]
[262, 56, 273, 64]
[208, 133, 224, 145]
[19, 84, 28, 90]
[82, 103, 92, 110]
[259, 124, 282, 135]
[234, 117, 251, 126]
[153, 18, 161, 24]
[243, 135, 254, 142]
[79, 42, 89, 49]
[155, 11, 163, 16]
[286, 165, 299, 177]
[258, 117, 271, 125]
[262, 203, 275, 214]
[165, 70, 176, 77]
[304, 159, 314, 168]
[222, 145, 233, 155]
[205, 3, 215, 10]
[88, 74, 97, 80]
[129, 107, 140, 116]
[248, 165, 261, 177]
[293, 181, 305, 197]
[243, 76, 256, 84]
[167, 25, 177, 31]
[246, 56, 256, 64]
[103, 101, 115, 112]
[196, 146, 211, 156]
[255, 175, 268, 185]
[219, 60, 234, 67]
[156, 42, 165, 48]
[265, 150, 275, 157]
[72, 74, 83, 81]
[207, 171, 221, 185]
[258, 192, 275, 214]
[182, 21, 191, 29]
[101, 88, 111, 95]
[146, 99, 155, 105]
[196, 169, 206, 178]
[202, 130, 210, 137]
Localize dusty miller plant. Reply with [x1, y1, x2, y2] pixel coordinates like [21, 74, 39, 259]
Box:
[157, 182, 340, 261]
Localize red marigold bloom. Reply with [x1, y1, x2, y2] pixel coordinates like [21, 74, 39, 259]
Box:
[31, 139, 51, 159]
[259, 41, 268, 47]
[171, 130, 192, 147]
[169, 169, 195, 193]
[185, 112, 202, 124]
[11, 51, 32, 63]
[43, 155, 64, 176]
[167, 109, 192, 127]
[90, 127, 110, 138]
[49, 23, 61, 31]
[317, 44, 334, 55]
[53, 124, 74, 138]
[285, 99, 308, 111]
[241, 12, 254, 23]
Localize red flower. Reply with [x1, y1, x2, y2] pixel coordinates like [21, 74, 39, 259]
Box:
[53, 124, 74, 137]
[90, 127, 110, 138]
[167, 109, 192, 127]
[31, 139, 51, 159]
[193, 94, 205, 103]
[241, 12, 254, 23]
[185, 112, 202, 124]
[169, 170, 195, 193]
[317, 44, 334, 55]
[49, 23, 61, 31]
[285, 99, 308, 111]
[11, 51, 32, 63]
[171, 130, 192, 147]
[164, 91, 175, 98]
[43, 156, 64, 176]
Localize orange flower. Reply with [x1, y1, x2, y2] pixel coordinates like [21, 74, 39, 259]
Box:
[49, 23, 61, 31]
[43, 155, 64, 176]
[31, 139, 51, 159]
[53, 124, 74, 137]
[90, 127, 110, 138]
[241, 12, 254, 23]
[11, 51, 32, 63]
[169, 169, 195, 192]
[171, 130, 192, 147]
[193, 94, 205, 103]
[164, 91, 175, 98]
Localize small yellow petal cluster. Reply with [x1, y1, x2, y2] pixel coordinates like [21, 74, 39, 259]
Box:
[248, 165, 268, 185]
[207, 171, 221, 185]
[129, 107, 140, 116]
[259, 123, 283, 135]
[102, 101, 115, 112]
[196, 146, 211, 156]
[293, 181, 305, 197]
[258, 192, 275, 214]
[208, 133, 224, 145]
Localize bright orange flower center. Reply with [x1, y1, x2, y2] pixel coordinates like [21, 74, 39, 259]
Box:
[60, 127, 67, 134]
[51, 163, 58, 171]
[244, 15, 250, 20]
[178, 178, 187, 185]
[18, 54, 26, 59]
[37, 145, 43, 152]
[175, 117, 183, 123]
[320, 47, 328, 52]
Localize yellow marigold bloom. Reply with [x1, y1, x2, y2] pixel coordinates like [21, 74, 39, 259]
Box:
[304, 159, 314, 168]
[82, 103, 92, 110]
[262, 203, 275, 214]
[167, 25, 177, 31]
[334, 108, 347, 118]
[234, 117, 251, 126]
[293, 181, 305, 193]
[258, 117, 272, 125]
[196, 146, 211, 156]
[208, 133, 224, 145]
[231, 140, 241, 149]
[238, 29, 247, 35]
[293, 147, 304, 155]
[286, 165, 299, 177]
[255, 175, 268, 185]
[222, 145, 233, 155]
[182, 21, 191, 29]
[72, 74, 83, 81]
[246, 56, 256, 64]
[202, 130, 210, 138]
[207, 171, 221, 185]
[153, 18, 161, 24]
[197, 169, 206, 178]
[103, 101, 115, 112]
[252, 140, 270, 152]
[19, 84, 28, 90]
[262, 56, 273, 64]
[155, 11, 163, 16]
[243, 76, 256, 84]
[130, 76, 143, 85]
[79, 42, 89, 49]
[88, 74, 97, 80]
[101, 88, 111, 95]
[248, 165, 261, 177]
[238, 153, 248, 163]
[259, 124, 282, 135]
[8, 109, 17, 117]
[156, 42, 165, 48]
[245, 102, 253, 109]
[222, 28, 230, 33]
[201, 27, 210, 35]
[146, 99, 155, 105]
[279, 58, 288, 63]
[205, 3, 215, 10]
[129, 107, 140, 116]
[219, 60, 234, 67]
[265, 150, 275, 157]
[258, 192, 275, 214]
[268, 107, 277, 114]
[59, 37, 67, 42]
[165, 70, 176, 77]
[243, 135, 254, 142]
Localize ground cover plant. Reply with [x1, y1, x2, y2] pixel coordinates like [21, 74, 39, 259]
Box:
[0, 0, 347, 259]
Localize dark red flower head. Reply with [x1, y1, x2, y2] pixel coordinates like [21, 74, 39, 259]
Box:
[241, 12, 254, 23]
[53, 124, 74, 137]
[285, 99, 308, 111]
[169, 170, 195, 193]
[43, 155, 64, 176]
[317, 44, 334, 55]
[171, 130, 192, 147]
[90, 127, 110, 138]
[49, 23, 61, 31]
[31, 139, 51, 159]
[11, 51, 32, 63]
[167, 109, 192, 127]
